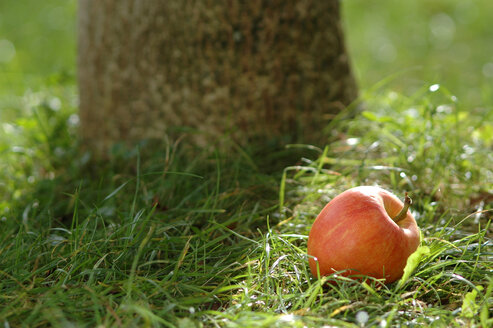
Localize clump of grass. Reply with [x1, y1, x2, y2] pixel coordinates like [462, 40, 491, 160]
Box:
[275, 84, 492, 327]
[285, 83, 492, 225]
[0, 86, 78, 219]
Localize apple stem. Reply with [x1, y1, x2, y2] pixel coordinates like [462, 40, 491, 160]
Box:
[392, 192, 412, 223]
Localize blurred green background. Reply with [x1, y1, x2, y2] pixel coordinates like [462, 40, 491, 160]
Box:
[0, 0, 491, 118]
[343, 0, 493, 108]
[0, 0, 76, 122]
[0, 0, 76, 89]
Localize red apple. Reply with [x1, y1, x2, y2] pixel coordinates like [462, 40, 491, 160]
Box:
[307, 186, 420, 283]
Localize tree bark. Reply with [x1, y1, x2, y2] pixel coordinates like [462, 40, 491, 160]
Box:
[78, 0, 357, 155]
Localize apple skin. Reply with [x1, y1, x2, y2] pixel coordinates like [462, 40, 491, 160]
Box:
[307, 186, 420, 283]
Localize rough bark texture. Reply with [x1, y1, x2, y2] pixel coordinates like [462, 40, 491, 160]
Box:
[78, 0, 357, 154]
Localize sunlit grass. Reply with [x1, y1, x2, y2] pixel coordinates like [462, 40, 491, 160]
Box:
[0, 83, 491, 326]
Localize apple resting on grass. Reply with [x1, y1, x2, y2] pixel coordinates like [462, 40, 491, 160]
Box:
[307, 186, 420, 283]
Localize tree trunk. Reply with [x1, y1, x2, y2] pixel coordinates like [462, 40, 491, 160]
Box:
[78, 0, 357, 155]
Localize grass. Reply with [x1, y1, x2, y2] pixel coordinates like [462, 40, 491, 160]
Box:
[1, 0, 493, 327]
[0, 84, 491, 327]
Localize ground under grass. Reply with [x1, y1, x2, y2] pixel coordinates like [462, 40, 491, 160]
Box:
[0, 83, 491, 327]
